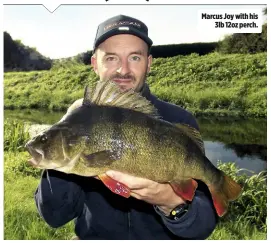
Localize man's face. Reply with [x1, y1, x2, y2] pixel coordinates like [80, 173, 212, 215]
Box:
[91, 34, 152, 92]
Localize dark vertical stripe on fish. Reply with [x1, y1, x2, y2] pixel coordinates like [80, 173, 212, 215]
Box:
[110, 107, 125, 159]
[80, 106, 95, 143]
[145, 115, 160, 145]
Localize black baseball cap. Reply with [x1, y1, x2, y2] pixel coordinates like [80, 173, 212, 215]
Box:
[93, 15, 153, 51]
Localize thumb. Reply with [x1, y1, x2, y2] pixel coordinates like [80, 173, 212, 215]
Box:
[105, 170, 127, 181]
[105, 170, 137, 188]
[105, 170, 151, 189]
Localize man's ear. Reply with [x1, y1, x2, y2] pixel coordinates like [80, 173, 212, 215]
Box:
[147, 55, 153, 73]
[91, 54, 98, 74]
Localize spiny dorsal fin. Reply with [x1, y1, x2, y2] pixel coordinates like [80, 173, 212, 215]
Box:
[85, 80, 160, 119]
[174, 123, 205, 154]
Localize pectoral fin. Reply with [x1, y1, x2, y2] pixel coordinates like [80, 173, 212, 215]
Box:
[82, 150, 118, 167]
[98, 173, 131, 198]
[170, 178, 198, 201]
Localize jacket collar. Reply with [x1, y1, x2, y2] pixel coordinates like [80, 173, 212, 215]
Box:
[139, 82, 152, 100]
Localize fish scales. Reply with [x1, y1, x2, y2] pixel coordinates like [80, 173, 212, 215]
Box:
[61, 104, 211, 183]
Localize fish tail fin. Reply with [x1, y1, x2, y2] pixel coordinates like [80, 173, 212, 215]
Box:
[223, 174, 243, 201]
[209, 173, 242, 217]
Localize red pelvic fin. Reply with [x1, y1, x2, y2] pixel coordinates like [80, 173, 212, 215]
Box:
[98, 173, 131, 198]
[170, 178, 198, 201]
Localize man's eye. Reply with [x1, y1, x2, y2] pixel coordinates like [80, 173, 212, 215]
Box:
[130, 56, 140, 61]
[106, 56, 117, 62]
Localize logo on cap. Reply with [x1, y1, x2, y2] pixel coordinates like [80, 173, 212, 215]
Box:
[104, 21, 141, 31]
[118, 26, 130, 31]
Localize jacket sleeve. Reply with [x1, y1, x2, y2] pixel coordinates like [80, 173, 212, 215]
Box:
[154, 181, 218, 239]
[34, 169, 85, 228]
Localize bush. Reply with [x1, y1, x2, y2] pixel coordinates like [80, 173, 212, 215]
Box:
[217, 24, 267, 54]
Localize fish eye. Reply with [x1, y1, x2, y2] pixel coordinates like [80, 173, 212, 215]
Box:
[40, 134, 48, 143]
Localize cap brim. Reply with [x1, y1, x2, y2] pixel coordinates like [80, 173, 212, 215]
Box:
[94, 27, 153, 50]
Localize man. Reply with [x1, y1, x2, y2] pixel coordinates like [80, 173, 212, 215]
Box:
[35, 15, 217, 240]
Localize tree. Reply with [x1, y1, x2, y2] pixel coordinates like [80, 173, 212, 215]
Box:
[217, 8, 267, 54]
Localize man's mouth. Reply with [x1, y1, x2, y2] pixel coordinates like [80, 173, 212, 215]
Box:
[113, 79, 132, 84]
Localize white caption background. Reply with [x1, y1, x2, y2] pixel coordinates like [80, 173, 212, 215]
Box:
[198, 9, 263, 34]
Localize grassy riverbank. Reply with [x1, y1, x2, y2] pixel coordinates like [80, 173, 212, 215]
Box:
[4, 52, 267, 118]
[4, 119, 267, 240]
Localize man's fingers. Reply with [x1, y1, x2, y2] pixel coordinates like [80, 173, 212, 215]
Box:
[130, 191, 143, 200]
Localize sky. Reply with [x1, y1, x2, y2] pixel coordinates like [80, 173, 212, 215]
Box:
[3, 4, 267, 59]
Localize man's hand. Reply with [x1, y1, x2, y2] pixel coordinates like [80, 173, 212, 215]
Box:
[105, 170, 186, 216]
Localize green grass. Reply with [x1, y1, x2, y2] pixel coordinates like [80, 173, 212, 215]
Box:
[209, 221, 266, 240]
[4, 152, 74, 240]
[4, 119, 30, 152]
[216, 162, 267, 231]
[4, 52, 267, 117]
[148, 52, 266, 117]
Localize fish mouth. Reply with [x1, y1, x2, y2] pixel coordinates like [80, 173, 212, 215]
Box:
[25, 144, 43, 167]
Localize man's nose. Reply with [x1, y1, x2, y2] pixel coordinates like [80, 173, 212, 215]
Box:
[116, 60, 130, 75]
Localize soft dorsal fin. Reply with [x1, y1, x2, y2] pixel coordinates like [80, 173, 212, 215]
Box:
[174, 123, 205, 154]
[83, 80, 160, 119]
